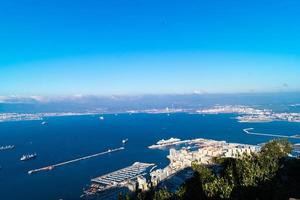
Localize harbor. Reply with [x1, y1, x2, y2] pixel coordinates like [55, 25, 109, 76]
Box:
[82, 162, 155, 199]
[28, 147, 125, 174]
[1, 112, 300, 200]
[82, 137, 260, 199]
[150, 138, 259, 186]
[148, 137, 227, 149]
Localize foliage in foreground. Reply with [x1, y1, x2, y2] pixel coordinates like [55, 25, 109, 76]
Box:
[121, 139, 300, 200]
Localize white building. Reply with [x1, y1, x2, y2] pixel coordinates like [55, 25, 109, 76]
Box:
[151, 139, 259, 186]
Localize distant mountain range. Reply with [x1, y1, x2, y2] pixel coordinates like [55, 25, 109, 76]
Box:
[1, 92, 300, 113]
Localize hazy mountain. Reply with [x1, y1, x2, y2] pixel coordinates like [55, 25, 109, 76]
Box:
[1, 92, 300, 113]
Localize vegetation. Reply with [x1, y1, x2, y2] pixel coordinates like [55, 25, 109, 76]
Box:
[121, 139, 299, 200]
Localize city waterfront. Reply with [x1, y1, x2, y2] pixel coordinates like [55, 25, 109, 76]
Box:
[0, 113, 300, 200]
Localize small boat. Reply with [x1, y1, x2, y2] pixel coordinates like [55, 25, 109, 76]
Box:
[99, 116, 104, 120]
[20, 153, 37, 161]
[122, 138, 128, 144]
[41, 121, 47, 125]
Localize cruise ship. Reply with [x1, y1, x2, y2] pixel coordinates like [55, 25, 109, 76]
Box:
[0, 145, 15, 151]
[149, 137, 181, 149]
[20, 153, 37, 161]
[157, 137, 181, 145]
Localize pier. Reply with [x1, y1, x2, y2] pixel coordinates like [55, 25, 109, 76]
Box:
[82, 162, 155, 198]
[148, 138, 219, 149]
[243, 128, 300, 139]
[28, 147, 124, 174]
[91, 162, 154, 186]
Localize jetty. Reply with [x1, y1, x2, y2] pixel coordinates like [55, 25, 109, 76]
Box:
[243, 128, 300, 139]
[28, 147, 124, 174]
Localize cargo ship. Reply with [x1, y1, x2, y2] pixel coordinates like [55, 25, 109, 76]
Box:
[0, 145, 15, 151]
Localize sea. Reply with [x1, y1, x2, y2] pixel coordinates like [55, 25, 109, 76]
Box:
[0, 113, 300, 200]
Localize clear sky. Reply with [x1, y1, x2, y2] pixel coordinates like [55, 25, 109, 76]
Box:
[1, 0, 300, 96]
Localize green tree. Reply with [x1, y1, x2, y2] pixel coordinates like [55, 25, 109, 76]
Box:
[153, 188, 172, 200]
[125, 139, 295, 200]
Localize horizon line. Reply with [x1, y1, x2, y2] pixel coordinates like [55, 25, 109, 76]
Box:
[1, 90, 300, 102]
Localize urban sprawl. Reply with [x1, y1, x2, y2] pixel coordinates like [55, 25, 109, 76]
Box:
[82, 138, 259, 199]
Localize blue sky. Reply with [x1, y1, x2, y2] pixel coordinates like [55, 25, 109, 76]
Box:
[1, 0, 300, 96]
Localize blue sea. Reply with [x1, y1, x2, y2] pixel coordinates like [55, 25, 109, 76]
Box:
[0, 113, 300, 200]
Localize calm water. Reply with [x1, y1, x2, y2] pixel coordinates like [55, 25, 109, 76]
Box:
[0, 113, 300, 200]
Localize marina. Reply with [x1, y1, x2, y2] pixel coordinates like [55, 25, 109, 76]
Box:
[82, 162, 155, 198]
[82, 137, 260, 199]
[28, 147, 124, 175]
[243, 128, 300, 139]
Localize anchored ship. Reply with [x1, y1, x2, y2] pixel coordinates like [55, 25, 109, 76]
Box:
[20, 153, 37, 161]
[122, 138, 128, 144]
[0, 145, 15, 151]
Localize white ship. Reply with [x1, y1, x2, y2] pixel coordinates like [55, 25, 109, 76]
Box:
[0, 145, 15, 151]
[157, 137, 181, 145]
[122, 138, 128, 144]
[20, 153, 37, 161]
[149, 137, 181, 149]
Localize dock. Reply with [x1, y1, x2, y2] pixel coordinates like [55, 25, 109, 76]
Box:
[243, 128, 300, 139]
[82, 162, 155, 198]
[148, 138, 217, 149]
[28, 147, 124, 174]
